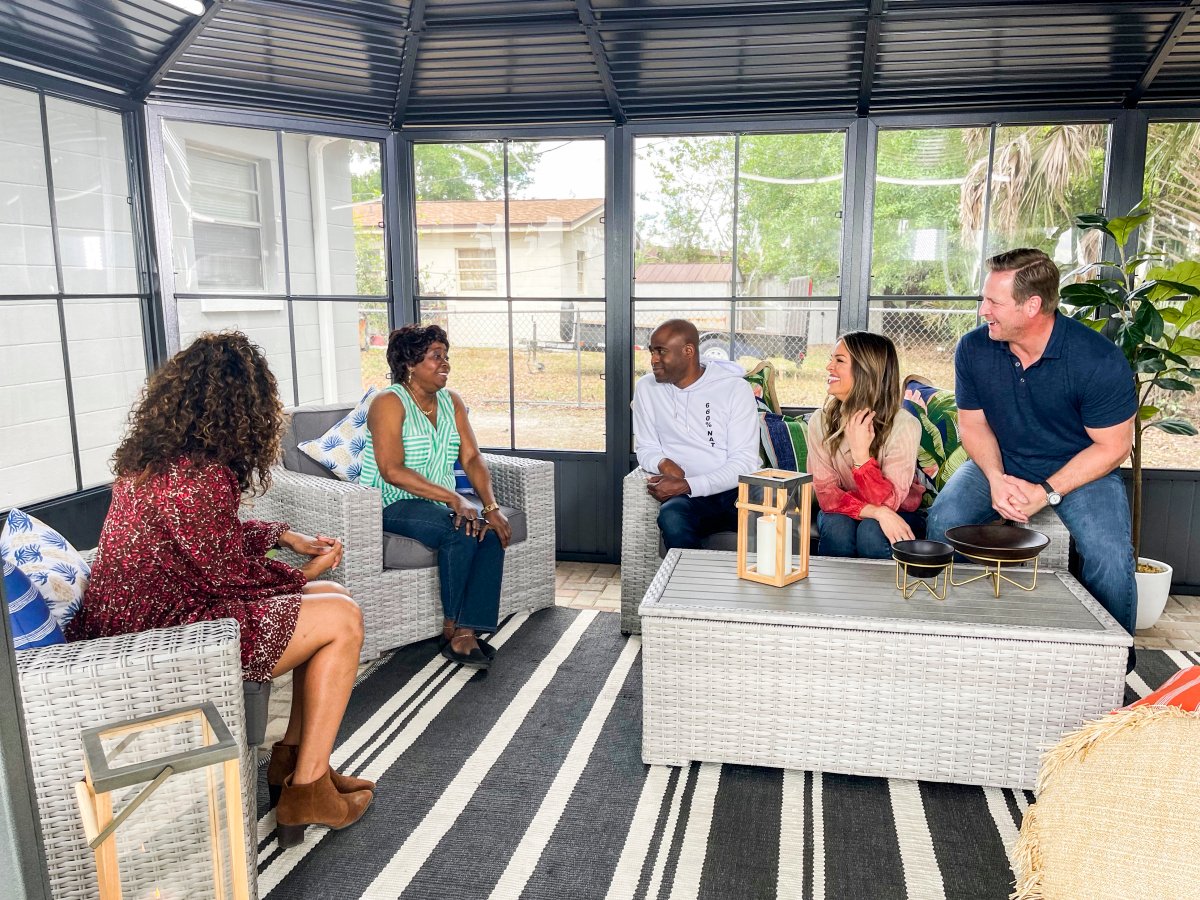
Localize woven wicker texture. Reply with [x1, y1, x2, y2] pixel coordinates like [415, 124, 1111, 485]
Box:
[1013, 706, 1200, 899]
[640, 550, 1128, 790]
[245, 453, 556, 661]
[17, 619, 256, 900]
[620, 466, 1073, 634]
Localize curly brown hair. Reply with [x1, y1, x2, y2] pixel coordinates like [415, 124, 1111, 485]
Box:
[113, 332, 285, 495]
[386, 323, 449, 384]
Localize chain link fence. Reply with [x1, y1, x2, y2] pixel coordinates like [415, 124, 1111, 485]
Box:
[868, 300, 979, 390]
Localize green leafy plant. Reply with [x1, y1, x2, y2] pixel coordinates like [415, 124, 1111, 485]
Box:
[1061, 207, 1200, 559]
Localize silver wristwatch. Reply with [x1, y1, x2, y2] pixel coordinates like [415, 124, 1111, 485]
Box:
[1041, 481, 1062, 506]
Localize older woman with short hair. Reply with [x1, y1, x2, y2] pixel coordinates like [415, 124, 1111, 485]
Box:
[359, 324, 511, 670]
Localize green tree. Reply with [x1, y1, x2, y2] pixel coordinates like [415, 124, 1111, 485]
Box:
[414, 142, 537, 201]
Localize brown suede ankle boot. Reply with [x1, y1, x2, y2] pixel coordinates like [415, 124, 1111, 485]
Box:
[267, 743, 376, 808]
[274, 769, 372, 848]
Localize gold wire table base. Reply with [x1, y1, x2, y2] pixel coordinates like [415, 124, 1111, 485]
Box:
[948, 552, 1041, 597]
[894, 560, 952, 600]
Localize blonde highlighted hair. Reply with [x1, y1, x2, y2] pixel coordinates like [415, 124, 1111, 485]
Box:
[822, 331, 903, 461]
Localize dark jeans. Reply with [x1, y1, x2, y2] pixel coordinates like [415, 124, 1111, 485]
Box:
[926, 459, 1137, 635]
[818, 509, 927, 559]
[381, 497, 504, 631]
[657, 488, 740, 551]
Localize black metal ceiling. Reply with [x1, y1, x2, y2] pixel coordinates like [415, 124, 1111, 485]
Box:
[0, 0, 1197, 125]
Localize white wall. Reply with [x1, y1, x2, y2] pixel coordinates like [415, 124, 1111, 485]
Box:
[0, 84, 56, 294]
[165, 123, 364, 406]
[418, 215, 605, 298]
[0, 87, 147, 508]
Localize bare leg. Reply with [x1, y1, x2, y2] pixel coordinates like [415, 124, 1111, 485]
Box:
[272, 591, 364, 784]
[277, 581, 353, 747]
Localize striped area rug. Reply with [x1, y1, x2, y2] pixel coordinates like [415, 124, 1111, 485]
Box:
[254, 607, 1192, 900]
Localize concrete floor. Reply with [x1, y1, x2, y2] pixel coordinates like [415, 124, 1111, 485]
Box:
[262, 562, 1198, 748]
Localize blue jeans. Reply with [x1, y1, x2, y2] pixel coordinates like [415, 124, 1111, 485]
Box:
[927, 460, 1137, 635]
[381, 498, 504, 631]
[658, 488, 740, 551]
[818, 509, 927, 559]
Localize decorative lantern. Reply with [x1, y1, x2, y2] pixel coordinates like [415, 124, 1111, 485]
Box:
[74, 702, 250, 900]
[735, 469, 813, 587]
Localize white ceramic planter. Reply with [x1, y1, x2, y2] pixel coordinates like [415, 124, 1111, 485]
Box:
[1134, 556, 1174, 631]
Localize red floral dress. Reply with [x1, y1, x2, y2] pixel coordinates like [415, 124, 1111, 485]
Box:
[67, 458, 306, 682]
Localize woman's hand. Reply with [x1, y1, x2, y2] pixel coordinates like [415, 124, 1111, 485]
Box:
[280, 530, 338, 558]
[845, 408, 876, 467]
[483, 507, 512, 548]
[449, 494, 484, 539]
[871, 507, 914, 545]
[298, 538, 344, 580]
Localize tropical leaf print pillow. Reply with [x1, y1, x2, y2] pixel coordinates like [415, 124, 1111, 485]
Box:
[0, 508, 89, 629]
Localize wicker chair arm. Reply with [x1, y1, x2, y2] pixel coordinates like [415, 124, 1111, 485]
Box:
[481, 453, 556, 542]
[247, 467, 383, 577]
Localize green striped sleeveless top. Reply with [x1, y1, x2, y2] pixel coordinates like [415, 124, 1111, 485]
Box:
[358, 384, 461, 506]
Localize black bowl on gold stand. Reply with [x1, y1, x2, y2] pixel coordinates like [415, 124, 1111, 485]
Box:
[892, 539, 954, 600]
[944, 524, 1049, 597]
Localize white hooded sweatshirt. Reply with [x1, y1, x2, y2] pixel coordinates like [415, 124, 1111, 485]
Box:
[632, 359, 760, 497]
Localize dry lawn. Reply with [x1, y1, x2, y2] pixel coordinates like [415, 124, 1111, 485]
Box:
[361, 342, 1199, 468]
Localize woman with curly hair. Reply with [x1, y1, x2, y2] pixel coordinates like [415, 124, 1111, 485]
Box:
[808, 331, 926, 558]
[358, 323, 510, 670]
[68, 332, 372, 847]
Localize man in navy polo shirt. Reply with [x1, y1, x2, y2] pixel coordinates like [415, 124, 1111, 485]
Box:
[926, 248, 1138, 637]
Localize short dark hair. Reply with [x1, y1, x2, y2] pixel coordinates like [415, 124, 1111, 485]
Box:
[386, 323, 449, 384]
[986, 248, 1060, 313]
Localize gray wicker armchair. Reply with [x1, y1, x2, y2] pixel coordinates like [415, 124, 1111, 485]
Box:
[619, 466, 1072, 634]
[17, 619, 257, 900]
[246, 402, 557, 661]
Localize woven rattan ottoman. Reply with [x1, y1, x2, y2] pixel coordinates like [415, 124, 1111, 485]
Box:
[639, 549, 1132, 790]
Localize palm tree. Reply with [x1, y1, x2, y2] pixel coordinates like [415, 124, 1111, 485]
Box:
[959, 124, 1107, 268]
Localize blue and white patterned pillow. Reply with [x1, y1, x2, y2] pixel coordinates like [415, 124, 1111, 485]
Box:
[3, 557, 66, 650]
[298, 388, 378, 482]
[0, 508, 89, 629]
[453, 459, 476, 496]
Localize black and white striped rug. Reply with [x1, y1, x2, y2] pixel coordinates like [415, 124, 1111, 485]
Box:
[253, 607, 1191, 900]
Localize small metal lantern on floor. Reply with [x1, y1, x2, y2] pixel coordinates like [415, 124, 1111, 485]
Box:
[74, 702, 250, 900]
[735, 468, 813, 587]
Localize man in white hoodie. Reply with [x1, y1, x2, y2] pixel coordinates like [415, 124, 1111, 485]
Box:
[632, 319, 761, 550]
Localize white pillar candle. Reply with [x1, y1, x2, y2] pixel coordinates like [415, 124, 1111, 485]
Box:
[757, 513, 794, 577]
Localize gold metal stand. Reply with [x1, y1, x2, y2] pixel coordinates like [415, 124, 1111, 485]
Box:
[949, 552, 1041, 597]
[894, 560, 951, 600]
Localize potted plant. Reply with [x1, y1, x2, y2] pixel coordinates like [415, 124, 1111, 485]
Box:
[1061, 207, 1200, 628]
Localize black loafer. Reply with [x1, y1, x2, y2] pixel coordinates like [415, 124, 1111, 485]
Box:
[439, 635, 497, 661]
[440, 642, 491, 669]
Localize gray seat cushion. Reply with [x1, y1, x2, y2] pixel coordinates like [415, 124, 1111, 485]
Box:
[383, 500, 528, 569]
[281, 403, 355, 480]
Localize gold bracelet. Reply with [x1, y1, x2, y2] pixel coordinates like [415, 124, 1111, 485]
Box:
[481, 502, 500, 515]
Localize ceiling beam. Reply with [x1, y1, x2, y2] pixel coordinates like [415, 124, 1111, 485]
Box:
[1124, 0, 1200, 108]
[576, 0, 625, 124]
[137, 0, 228, 98]
[392, 0, 426, 127]
[857, 0, 886, 116]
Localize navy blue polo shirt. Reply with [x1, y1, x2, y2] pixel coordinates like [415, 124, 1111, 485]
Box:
[954, 312, 1136, 484]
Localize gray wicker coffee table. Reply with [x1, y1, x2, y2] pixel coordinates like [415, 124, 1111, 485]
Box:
[639, 549, 1132, 790]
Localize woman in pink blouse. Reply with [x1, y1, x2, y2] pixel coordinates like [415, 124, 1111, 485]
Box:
[807, 331, 925, 558]
[69, 332, 372, 847]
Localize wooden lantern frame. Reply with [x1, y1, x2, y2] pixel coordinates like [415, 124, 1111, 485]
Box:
[735, 468, 813, 587]
[74, 702, 250, 900]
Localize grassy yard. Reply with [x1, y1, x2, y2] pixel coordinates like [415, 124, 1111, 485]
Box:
[359, 341, 1198, 468]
